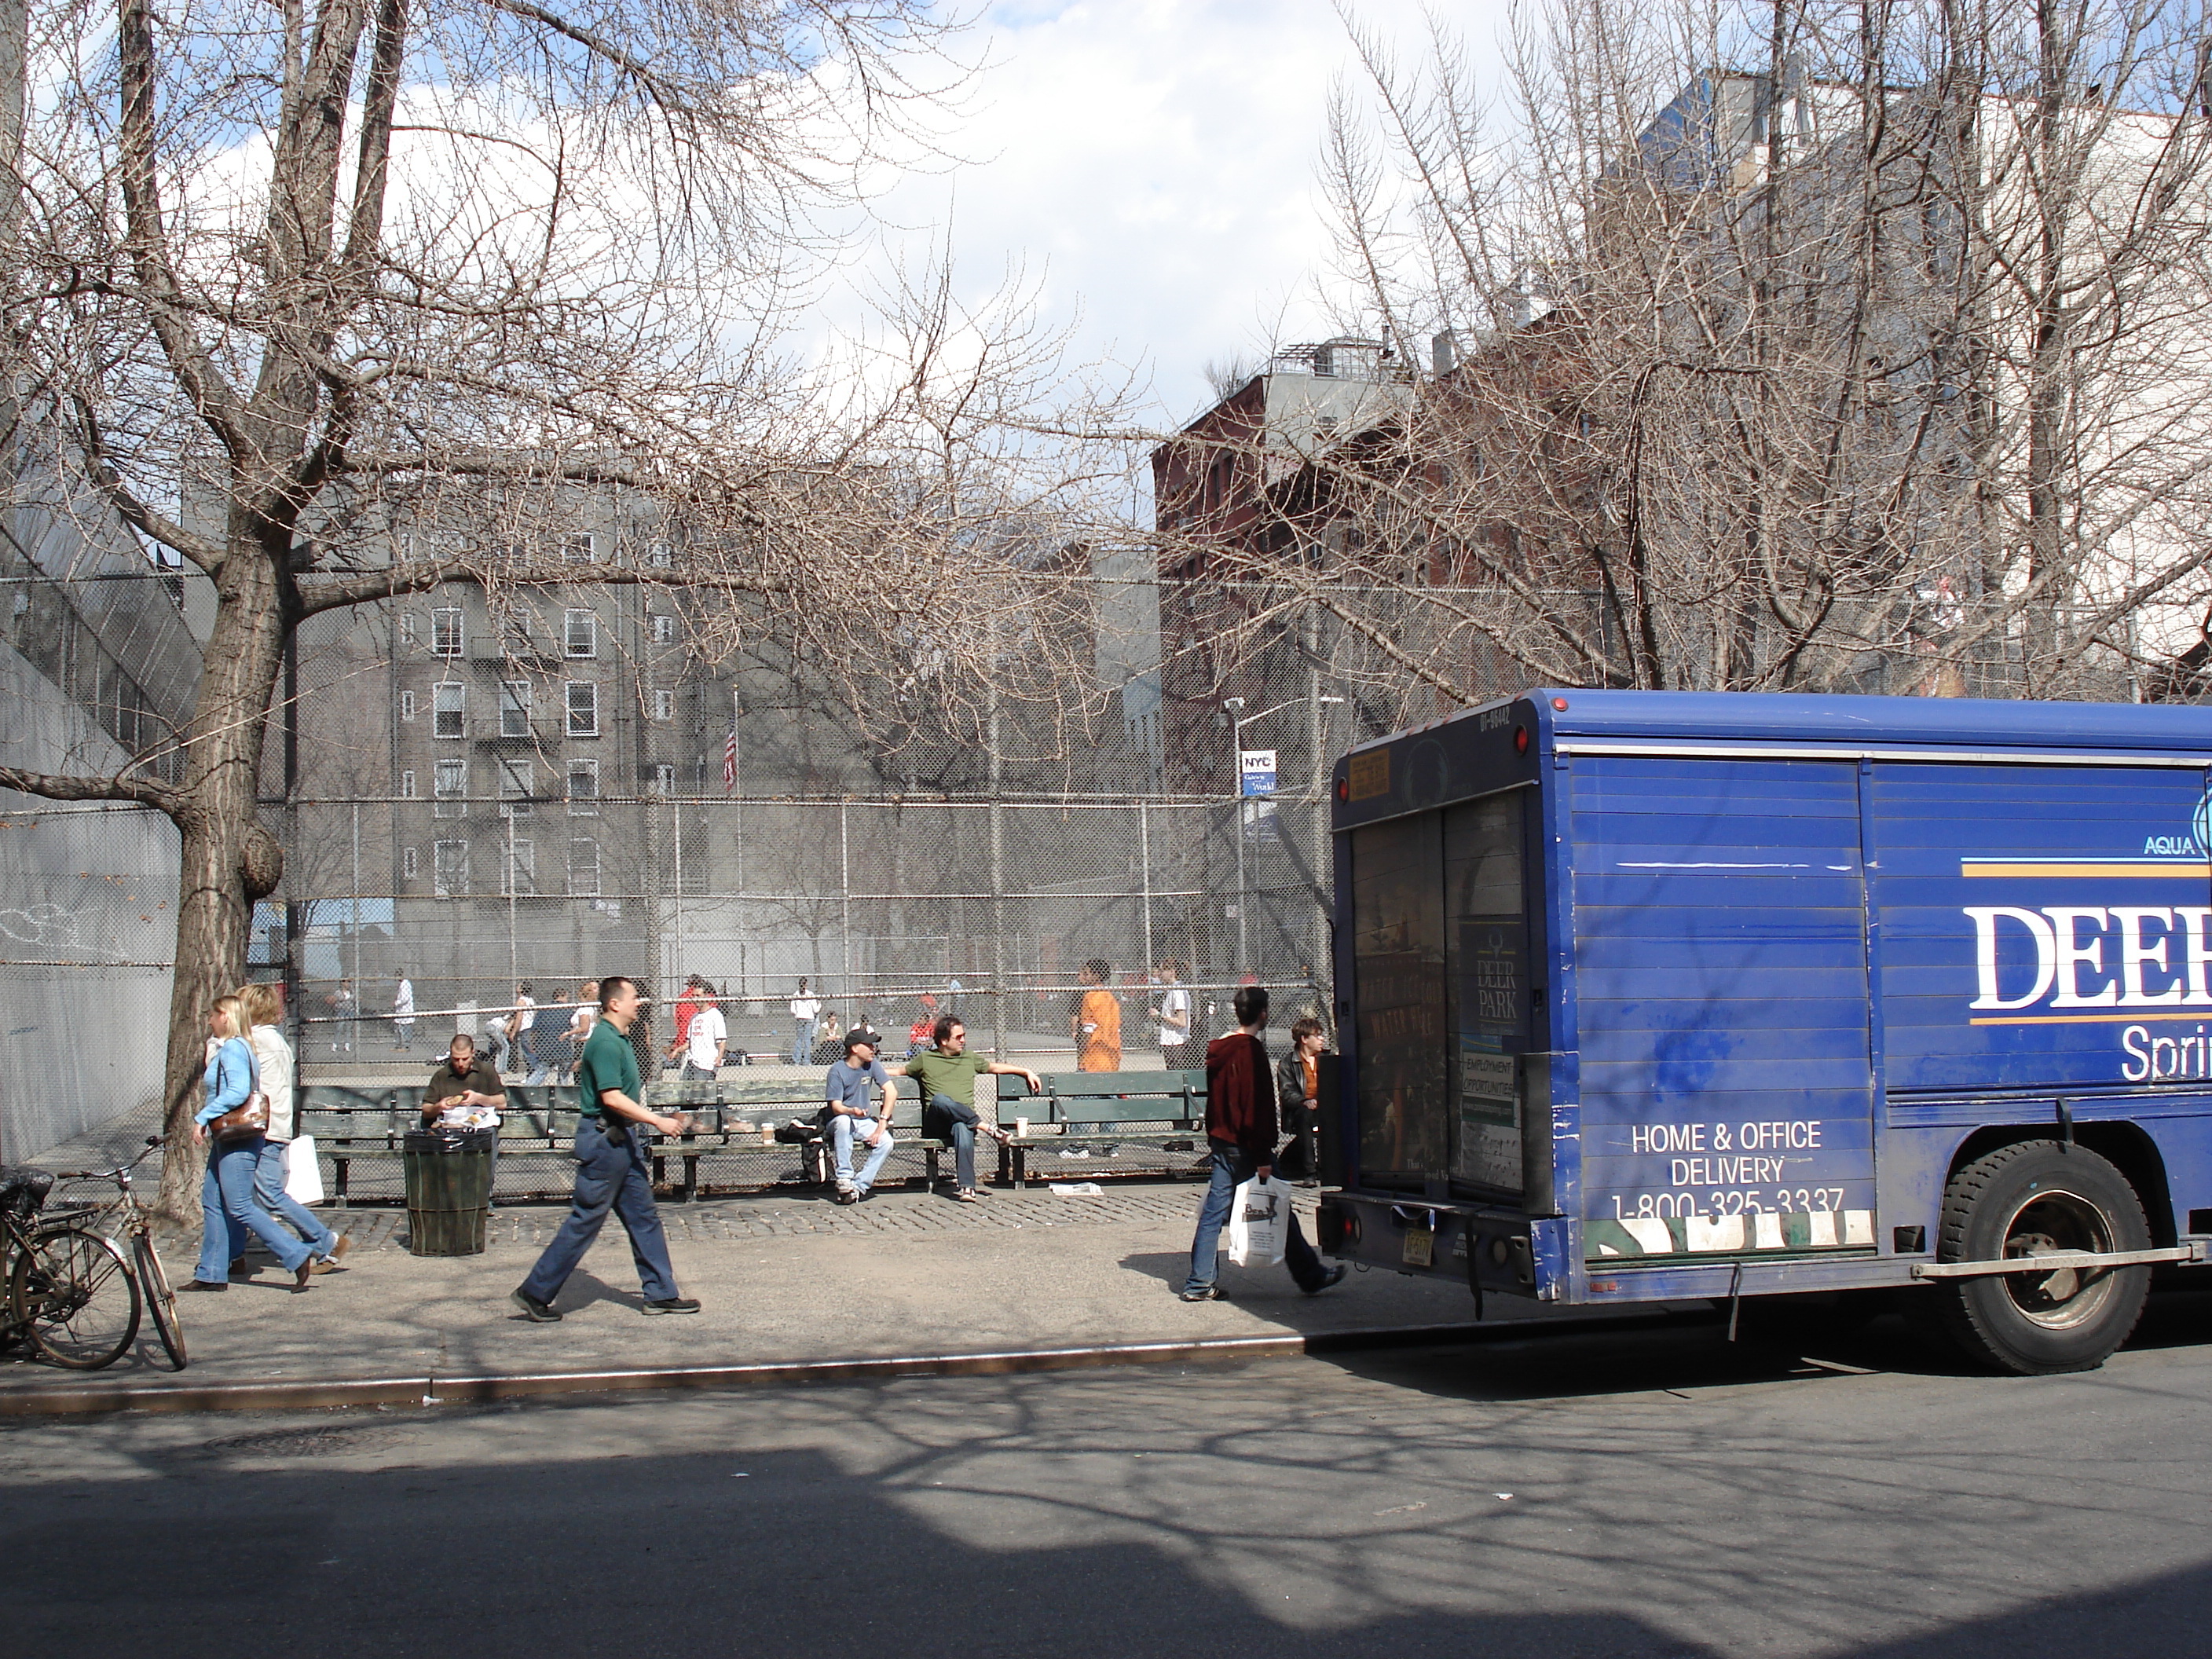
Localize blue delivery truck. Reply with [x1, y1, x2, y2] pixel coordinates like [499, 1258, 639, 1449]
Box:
[1316, 690, 2212, 1375]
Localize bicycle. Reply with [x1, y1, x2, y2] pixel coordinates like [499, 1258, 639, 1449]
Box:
[54, 1136, 186, 1371]
[0, 1161, 140, 1371]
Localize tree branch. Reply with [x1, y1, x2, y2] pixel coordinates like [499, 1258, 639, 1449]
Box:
[115, 0, 248, 457]
[0, 764, 182, 815]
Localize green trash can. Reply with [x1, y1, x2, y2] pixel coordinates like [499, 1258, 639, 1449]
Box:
[402, 1128, 496, 1256]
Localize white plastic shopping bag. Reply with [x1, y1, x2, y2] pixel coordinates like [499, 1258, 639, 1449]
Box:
[284, 1135, 325, 1206]
[1225, 1175, 1290, 1268]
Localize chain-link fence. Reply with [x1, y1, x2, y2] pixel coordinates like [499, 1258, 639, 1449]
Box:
[265, 793, 1336, 1079]
[2, 786, 1339, 1172]
[0, 800, 181, 1165]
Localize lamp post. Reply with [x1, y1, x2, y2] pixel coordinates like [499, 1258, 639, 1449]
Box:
[1225, 693, 1346, 972]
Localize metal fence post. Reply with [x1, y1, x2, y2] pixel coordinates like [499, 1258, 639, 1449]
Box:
[839, 800, 852, 1019]
[989, 799, 1004, 1059]
[1139, 800, 1153, 983]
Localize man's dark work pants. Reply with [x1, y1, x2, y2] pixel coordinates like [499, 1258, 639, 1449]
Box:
[519, 1116, 678, 1304]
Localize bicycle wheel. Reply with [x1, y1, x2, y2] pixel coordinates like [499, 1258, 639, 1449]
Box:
[11, 1225, 138, 1370]
[133, 1231, 188, 1371]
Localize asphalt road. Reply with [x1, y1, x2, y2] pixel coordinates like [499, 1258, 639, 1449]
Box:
[6, 1287, 2212, 1659]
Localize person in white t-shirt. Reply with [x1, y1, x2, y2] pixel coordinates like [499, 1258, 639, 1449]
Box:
[675, 991, 727, 1080]
[1150, 959, 1194, 1071]
[562, 980, 599, 1082]
[789, 978, 822, 1065]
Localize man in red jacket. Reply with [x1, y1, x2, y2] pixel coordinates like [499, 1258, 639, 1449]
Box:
[1180, 984, 1347, 1302]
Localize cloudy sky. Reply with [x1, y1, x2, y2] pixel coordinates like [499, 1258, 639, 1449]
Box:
[829, 0, 1512, 435]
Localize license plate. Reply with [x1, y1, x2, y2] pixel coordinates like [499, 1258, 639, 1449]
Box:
[1402, 1229, 1434, 1268]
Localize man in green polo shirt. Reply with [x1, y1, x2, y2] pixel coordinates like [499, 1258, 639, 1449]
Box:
[895, 1016, 1042, 1203]
[511, 976, 698, 1320]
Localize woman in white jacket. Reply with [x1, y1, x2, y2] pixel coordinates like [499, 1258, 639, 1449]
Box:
[233, 983, 348, 1276]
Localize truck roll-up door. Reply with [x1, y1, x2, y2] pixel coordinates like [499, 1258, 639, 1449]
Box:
[1572, 756, 1877, 1261]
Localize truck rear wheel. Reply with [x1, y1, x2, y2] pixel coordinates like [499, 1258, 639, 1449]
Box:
[1925, 1141, 2152, 1375]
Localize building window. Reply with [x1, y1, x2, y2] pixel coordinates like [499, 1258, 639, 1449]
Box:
[652, 689, 674, 722]
[646, 542, 673, 569]
[564, 610, 596, 658]
[433, 682, 466, 738]
[502, 609, 534, 651]
[566, 681, 598, 736]
[562, 534, 598, 564]
[433, 839, 467, 896]
[402, 846, 418, 880]
[430, 608, 463, 657]
[654, 764, 676, 794]
[497, 755, 533, 818]
[569, 837, 599, 896]
[399, 690, 416, 722]
[399, 769, 416, 800]
[434, 757, 467, 816]
[399, 613, 418, 648]
[651, 614, 676, 644]
[568, 758, 599, 815]
[500, 680, 533, 737]
[504, 838, 535, 895]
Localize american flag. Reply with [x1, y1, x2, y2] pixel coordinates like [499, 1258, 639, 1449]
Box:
[722, 725, 737, 792]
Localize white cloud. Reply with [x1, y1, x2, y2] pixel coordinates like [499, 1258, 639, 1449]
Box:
[820, 0, 1511, 434]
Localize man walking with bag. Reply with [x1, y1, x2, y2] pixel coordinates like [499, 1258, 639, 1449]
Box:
[511, 976, 699, 1320]
[1179, 984, 1345, 1303]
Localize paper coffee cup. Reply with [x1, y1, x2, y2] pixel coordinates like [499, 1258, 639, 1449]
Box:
[1015, 1116, 1029, 1136]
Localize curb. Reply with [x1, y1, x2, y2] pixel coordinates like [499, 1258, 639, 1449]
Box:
[0, 1313, 1699, 1417]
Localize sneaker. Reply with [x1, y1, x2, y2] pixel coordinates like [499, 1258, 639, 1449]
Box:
[1178, 1285, 1225, 1302]
[1302, 1264, 1349, 1297]
[510, 1288, 562, 1322]
[311, 1236, 352, 1274]
[642, 1297, 701, 1315]
[183, 1279, 226, 1293]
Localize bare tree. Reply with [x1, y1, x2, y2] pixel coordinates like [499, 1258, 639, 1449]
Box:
[1154, 0, 2212, 723]
[0, 0, 1115, 1209]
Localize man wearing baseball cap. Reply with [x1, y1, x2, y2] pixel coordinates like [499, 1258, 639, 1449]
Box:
[824, 1027, 897, 1203]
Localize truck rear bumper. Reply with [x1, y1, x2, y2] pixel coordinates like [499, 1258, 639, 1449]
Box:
[1317, 1190, 1560, 1302]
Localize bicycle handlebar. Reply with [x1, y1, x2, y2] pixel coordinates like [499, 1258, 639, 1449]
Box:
[48, 1134, 167, 1185]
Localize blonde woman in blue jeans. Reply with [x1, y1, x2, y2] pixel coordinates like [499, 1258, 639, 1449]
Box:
[231, 983, 348, 1278]
[186, 996, 317, 1292]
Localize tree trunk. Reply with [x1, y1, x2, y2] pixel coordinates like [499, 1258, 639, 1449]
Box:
[153, 540, 291, 1219]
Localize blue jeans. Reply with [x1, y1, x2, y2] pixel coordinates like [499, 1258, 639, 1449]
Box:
[196, 1137, 316, 1283]
[255, 1140, 338, 1257]
[524, 1029, 559, 1086]
[793, 1020, 815, 1064]
[925, 1093, 988, 1190]
[519, 1117, 679, 1304]
[1183, 1139, 1326, 1295]
[830, 1113, 895, 1193]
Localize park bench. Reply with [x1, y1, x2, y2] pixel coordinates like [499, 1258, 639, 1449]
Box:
[292, 1066, 1214, 1200]
[993, 1070, 1206, 1189]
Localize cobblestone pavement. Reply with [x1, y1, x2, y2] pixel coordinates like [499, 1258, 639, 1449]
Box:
[229, 1184, 1286, 1254]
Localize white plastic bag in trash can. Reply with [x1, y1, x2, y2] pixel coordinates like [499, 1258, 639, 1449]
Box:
[284, 1134, 325, 1205]
[1225, 1175, 1290, 1267]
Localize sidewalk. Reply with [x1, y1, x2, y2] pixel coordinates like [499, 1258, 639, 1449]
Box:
[0, 1184, 1500, 1400]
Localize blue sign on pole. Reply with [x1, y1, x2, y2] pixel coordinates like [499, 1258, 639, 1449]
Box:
[1240, 749, 1277, 797]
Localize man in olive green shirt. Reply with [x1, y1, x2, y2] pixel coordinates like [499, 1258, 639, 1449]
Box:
[511, 976, 698, 1320]
[895, 1017, 1040, 1203]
